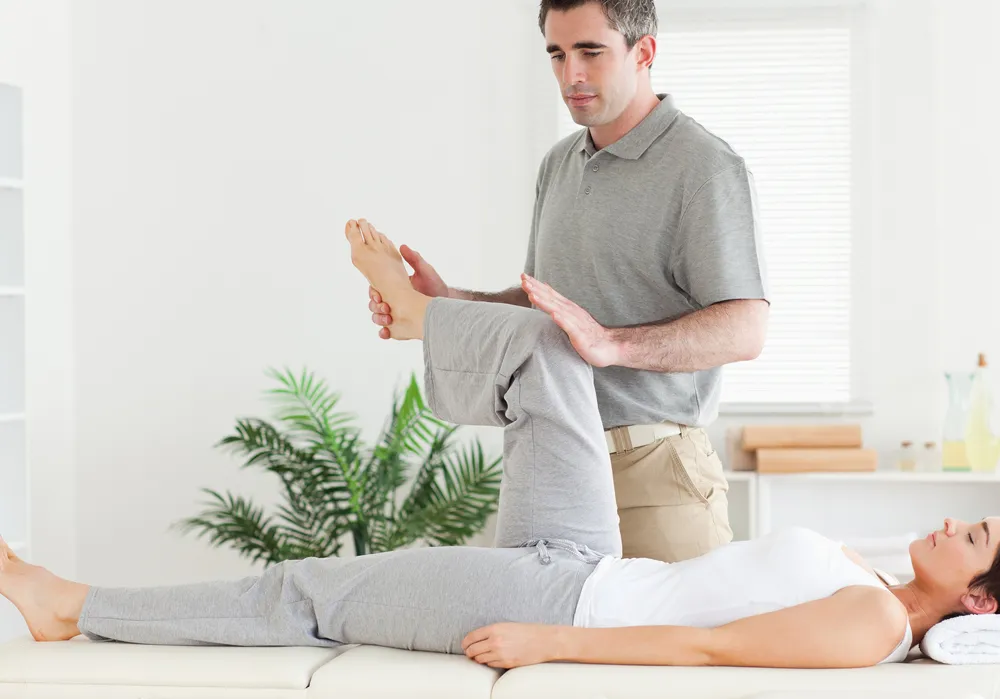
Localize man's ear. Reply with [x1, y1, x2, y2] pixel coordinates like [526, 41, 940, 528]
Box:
[961, 589, 999, 615]
[635, 35, 657, 70]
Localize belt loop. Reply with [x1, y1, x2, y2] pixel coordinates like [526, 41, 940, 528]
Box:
[621, 426, 633, 451]
[610, 427, 624, 454]
[679, 424, 689, 438]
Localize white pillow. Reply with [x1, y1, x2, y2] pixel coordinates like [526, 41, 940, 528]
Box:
[921, 613, 1000, 664]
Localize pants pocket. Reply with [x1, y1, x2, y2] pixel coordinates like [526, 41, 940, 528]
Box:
[611, 431, 729, 508]
[665, 436, 711, 506]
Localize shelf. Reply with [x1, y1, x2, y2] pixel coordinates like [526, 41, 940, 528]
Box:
[727, 470, 1000, 483]
[0, 296, 25, 415]
[0, 413, 24, 424]
[720, 400, 874, 417]
[0, 287, 24, 297]
[0, 178, 21, 190]
[763, 470, 1000, 483]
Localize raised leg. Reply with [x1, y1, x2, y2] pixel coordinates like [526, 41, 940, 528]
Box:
[345, 221, 620, 555]
[423, 298, 621, 556]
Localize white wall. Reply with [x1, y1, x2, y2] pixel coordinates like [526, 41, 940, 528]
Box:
[69, 0, 554, 586]
[709, 0, 1000, 463]
[868, 0, 1000, 455]
[9, 0, 1000, 590]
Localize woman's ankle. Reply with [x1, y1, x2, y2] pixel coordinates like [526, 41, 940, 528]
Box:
[409, 294, 431, 340]
[389, 289, 430, 341]
[57, 582, 90, 625]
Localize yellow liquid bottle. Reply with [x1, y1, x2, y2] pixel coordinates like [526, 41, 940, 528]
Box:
[942, 440, 970, 471]
[944, 368, 974, 471]
[966, 354, 1000, 472]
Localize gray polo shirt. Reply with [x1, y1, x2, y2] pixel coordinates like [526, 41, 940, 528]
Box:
[525, 94, 768, 429]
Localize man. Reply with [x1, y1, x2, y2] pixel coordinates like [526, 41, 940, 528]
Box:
[365, 0, 769, 564]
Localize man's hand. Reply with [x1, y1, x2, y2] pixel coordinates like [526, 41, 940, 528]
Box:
[369, 287, 393, 340]
[399, 244, 449, 298]
[367, 240, 449, 339]
[462, 623, 560, 669]
[522, 274, 621, 368]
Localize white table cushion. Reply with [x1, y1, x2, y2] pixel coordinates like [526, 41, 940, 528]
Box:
[308, 645, 500, 699]
[745, 693, 988, 699]
[3, 635, 996, 699]
[492, 659, 1000, 699]
[0, 635, 343, 691]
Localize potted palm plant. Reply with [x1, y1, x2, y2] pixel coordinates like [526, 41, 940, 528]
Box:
[177, 368, 502, 564]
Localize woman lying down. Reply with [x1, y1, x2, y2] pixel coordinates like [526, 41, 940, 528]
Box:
[2, 220, 999, 670]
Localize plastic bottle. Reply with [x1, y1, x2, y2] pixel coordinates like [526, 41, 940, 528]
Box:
[966, 353, 1000, 472]
[943, 369, 973, 471]
[920, 441, 941, 472]
[896, 441, 917, 472]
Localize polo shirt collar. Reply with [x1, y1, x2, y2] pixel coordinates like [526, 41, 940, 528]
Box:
[576, 93, 678, 160]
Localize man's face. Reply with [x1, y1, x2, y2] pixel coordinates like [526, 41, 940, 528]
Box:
[544, 2, 639, 127]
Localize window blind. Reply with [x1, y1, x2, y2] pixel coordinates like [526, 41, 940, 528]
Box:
[558, 16, 854, 405]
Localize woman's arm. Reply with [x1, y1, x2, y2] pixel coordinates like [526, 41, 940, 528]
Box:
[463, 586, 908, 669]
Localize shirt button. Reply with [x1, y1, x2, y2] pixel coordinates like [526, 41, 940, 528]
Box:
[592, 165, 599, 172]
[585, 186, 592, 195]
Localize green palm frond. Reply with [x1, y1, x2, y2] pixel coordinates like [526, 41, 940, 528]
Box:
[391, 374, 448, 455]
[388, 441, 503, 550]
[218, 418, 358, 544]
[371, 422, 458, 552]
[175, 490, 289, 566]
[178, 369, 501, 563]
[265, 367, 355, 440]
[362, 376, 448, 521]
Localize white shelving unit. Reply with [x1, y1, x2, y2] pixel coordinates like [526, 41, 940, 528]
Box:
[0, 81, 26, 564]
[725, 470, 1000, 581]
[0, 81, 26, 643]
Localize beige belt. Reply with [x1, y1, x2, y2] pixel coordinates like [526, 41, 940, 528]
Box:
[605, 422, 683, 454]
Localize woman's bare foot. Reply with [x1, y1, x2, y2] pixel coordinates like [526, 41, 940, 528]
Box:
[0, 537, 89, 641]
[345, 219, 429, 340]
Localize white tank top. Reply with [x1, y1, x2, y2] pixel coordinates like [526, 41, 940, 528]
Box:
[572, 526, 912, 664]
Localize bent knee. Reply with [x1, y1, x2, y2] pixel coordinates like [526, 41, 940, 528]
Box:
[519, 310, 580, 361]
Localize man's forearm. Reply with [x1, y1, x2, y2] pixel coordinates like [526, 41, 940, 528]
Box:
[448, 285, 531, 307]
[609, 299, 768, 373]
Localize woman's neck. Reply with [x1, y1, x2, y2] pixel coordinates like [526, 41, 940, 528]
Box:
[890, 581, 955, 644]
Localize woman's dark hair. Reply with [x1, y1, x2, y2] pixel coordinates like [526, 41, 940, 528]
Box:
[970, 544, 1000, 613]
[942, 542, 1000, 621]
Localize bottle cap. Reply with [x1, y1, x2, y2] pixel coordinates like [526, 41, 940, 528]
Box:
[980, 353, 988, 368]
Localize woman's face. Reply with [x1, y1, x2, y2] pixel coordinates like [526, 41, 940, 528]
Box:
[911, 516, 1000, 613]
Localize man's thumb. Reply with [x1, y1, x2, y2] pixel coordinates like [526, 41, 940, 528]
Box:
[400, 244, 423, 269]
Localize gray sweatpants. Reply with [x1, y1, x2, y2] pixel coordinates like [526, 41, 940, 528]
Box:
[79, 299, 622, 653]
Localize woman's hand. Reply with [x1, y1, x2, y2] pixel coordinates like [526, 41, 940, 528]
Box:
[461, 622, 562, 669]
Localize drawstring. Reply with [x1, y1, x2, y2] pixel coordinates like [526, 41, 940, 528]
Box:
[536, 540, 551, 564]
[523, 538, 608, 565]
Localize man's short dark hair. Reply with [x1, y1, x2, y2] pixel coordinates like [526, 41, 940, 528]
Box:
[538, 0, 658, 49]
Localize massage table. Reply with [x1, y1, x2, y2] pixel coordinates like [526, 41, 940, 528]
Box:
[0, 636, 996, 698]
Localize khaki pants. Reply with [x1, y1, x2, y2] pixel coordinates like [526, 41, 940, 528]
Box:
[611, 426, 732, 563]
